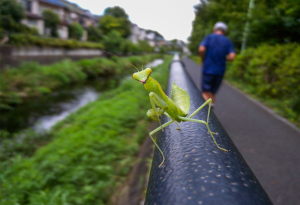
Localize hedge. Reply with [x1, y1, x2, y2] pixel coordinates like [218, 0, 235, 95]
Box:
[226, 43, 300, 125]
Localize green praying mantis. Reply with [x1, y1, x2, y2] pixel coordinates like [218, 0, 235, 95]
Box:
[104, 51, 227, 167]
[132, 64, 228, 167]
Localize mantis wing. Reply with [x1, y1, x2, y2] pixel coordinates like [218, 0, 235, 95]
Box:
[170, 82, 190, 115]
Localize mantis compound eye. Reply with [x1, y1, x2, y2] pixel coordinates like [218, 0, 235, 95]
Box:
[132, 73, 139, 80]
[145, 68, 152, 76]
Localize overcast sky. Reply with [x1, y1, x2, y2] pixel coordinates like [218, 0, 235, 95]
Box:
[68, 0, 200, 42]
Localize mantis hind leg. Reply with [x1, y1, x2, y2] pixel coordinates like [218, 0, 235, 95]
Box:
[179, 116, 227, 152]
[179, 98, 228, 152]
[149, 120, 175, 167]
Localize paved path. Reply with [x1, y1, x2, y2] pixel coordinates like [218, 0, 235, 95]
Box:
[182, 56, 300, 205]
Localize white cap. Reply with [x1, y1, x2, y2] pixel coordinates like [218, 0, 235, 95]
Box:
[214, 22, 228, 32]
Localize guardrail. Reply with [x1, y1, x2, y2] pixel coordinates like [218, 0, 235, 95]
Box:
[145, 55, 273, 205]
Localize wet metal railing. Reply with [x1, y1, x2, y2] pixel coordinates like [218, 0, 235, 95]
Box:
[145, 55, 272, 205]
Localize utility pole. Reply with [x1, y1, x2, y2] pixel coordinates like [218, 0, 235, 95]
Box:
[241, 0, 255, 52]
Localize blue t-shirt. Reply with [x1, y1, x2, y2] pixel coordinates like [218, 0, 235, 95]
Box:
[200, 34, 235, 75]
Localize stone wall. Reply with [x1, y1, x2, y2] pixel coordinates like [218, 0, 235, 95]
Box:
[0, 46, 103, 69]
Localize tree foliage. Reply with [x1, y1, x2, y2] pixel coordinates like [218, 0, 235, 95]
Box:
[104, 6, 129, 19]
[188, 0, 300, 54]
[87, 26, 103, 42]
[42, 9, 60, 37]
[248, 0, 300, 46]
[0, 0, 25, 31]
[188, 0, 248, 54]
[101, 30, 125, 55]
[68, 22, 84, 40]
[99, 6, 131, 38]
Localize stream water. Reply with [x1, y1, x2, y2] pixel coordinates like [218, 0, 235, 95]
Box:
[0, 78, 116, 133]
[0, 59, 164, 133]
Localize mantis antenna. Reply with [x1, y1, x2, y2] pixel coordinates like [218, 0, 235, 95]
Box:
[141, 46, 151, 71]
[102, 50, 140, 72]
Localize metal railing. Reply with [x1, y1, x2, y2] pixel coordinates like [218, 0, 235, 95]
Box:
[145, 55, 272, 205]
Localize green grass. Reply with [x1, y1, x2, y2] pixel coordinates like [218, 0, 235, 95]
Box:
[0, 56, 172, 205]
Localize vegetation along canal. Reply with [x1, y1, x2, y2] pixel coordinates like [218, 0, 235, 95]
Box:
[0, 58, 164, 133]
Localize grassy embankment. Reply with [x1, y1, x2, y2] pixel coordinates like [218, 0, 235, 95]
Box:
[0, 55, 172, 205]
[0, 54, 158, 109]
[190, 43, 300, 127]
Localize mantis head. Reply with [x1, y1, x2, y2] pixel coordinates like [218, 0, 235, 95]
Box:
[132, 68, 152, 84]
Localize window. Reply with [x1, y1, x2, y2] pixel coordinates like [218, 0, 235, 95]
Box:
[27, 20, 37, 25]
[21, 0, 32, 12]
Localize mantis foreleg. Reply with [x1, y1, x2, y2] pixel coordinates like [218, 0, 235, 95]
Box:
[149, 119, 175, 167]
[149, 92, 169, 129]
[149, 92, 168, 115]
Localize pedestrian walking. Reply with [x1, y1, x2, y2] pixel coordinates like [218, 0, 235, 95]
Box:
[199, 22, 235, 108]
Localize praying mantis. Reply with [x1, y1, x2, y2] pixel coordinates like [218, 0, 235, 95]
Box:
[132, 65, 228, 167]
[103, 51, 227, 167]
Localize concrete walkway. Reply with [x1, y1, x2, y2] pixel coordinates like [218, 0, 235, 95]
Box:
[182, 56, 300, 205]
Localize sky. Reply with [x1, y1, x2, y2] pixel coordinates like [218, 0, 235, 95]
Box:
[68, 0, 200, 42]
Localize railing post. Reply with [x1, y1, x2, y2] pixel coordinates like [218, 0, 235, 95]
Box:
[145, 55, 272, 205]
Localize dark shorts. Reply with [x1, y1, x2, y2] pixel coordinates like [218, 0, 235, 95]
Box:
[201, 73, 224, 94]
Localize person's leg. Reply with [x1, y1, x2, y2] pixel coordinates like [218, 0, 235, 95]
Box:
[201, 73, 215, 106]
[202, 92, 215, 103]
[209, 75, 224, 105]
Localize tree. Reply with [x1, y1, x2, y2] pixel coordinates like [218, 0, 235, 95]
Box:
[188, 0, 248, 54]
[87, 26, 103, 42]
[68, 22, 84, 40]
[42, 9, 60, 37]
[99, 6, 131, 38]
[120, 39, 140, 55]
[248, 0, 300, 46]
[137, 40, 151, 53]
[0, 0, 25, 32]
[104, 6, 128, 19]
[102, 30, 125, 55]
[99, 15, 131, 38]
[188, 0, 300, 54]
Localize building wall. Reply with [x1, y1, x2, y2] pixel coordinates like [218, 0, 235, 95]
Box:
[58, 25, 68, 39]
[81, 30, 87, 41]
[21, 18, 44, 35]
[31, 0, 39, 14]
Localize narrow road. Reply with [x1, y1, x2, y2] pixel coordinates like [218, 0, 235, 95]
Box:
[182, 56, 300, 205]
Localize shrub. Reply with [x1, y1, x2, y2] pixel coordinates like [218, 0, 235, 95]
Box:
[7, 34, 104, 49]
[68, 23, 84, 40]
[226, 43, 300, 124]
[43, 10, 60, 37]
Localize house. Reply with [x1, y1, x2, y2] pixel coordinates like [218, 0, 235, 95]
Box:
[18, 0, 98, 40]
[128, 23, 147, 44]
[19, 0, 46, 35]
